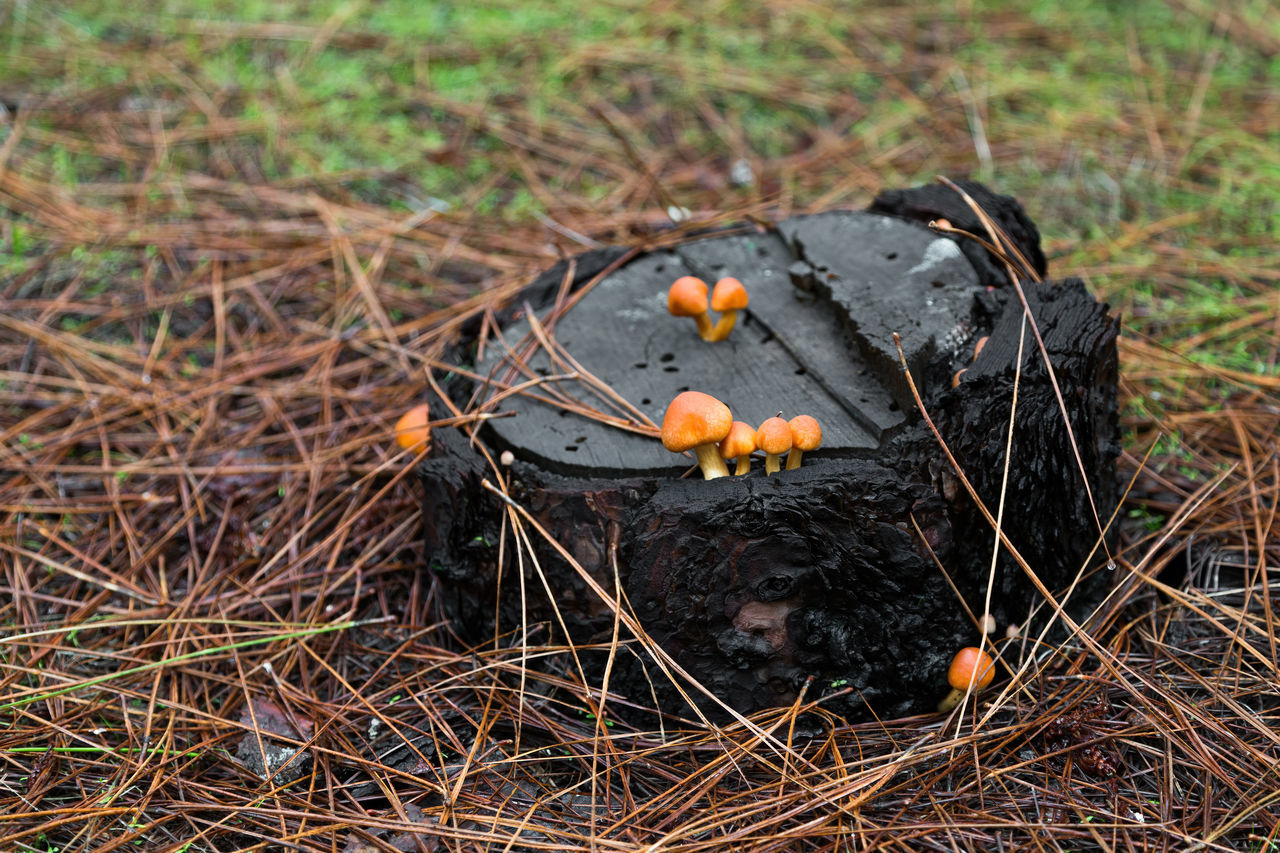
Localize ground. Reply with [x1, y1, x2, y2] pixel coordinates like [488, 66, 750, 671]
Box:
[1, 2, 1278, 850]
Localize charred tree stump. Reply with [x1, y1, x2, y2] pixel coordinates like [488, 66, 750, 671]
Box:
[420, 182, 1120, 721]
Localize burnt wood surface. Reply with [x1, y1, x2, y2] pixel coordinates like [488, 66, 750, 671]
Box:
[474, 211, 982, 476]
[420, 183, 1120, 722]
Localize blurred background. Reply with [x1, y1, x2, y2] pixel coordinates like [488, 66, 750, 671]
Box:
[5, 1, 1276, 309]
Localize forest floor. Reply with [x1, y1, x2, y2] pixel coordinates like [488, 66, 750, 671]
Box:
[1, 2, 1278, 850]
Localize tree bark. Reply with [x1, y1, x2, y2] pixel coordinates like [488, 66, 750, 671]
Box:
[420, 183, 1120, 720]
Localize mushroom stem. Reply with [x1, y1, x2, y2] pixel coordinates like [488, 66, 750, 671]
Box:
[937, 687, 966, 713]
[707, 309, 740, 342]
[719, 420, 756, 477]
[707, 277, 748, 342]
[692, 313, 716, 341]
[693, 443, 730, 480]
[668, 277, 716, 342]
[785, 415, 821, 470]
[764, 452, 783, 475]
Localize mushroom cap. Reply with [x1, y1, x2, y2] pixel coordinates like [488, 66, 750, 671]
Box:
[394, 404, 433, 452]
[661, 391, 733, 452]
[718, 420, 757, 460]
[946, 647, 995, 691]
[667, 276, 709, 317]
[755, 417, 793, 456]
[788, 415, 822, 452]
[710, 277, 748, 312]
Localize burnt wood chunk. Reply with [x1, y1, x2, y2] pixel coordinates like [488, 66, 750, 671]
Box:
[421, 183, 1119, 722]
[474, 220, 941, 476]
[869, 179, 1048, 286]
[777, 212, 979, 404]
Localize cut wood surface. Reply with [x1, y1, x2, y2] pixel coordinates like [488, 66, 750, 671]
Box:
[476, 212, 975, 476]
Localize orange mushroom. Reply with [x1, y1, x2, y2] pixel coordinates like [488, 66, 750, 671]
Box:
[785, 415, 821, 470]
[718, 420, 757, 476]
[708, 277, 749, 342]
[667, 276, 714, 342]
[661, 391, 733, 479]
[937, 646, 996, 712]
[394, 404, 433, 453]
[755, 416, 792, 476]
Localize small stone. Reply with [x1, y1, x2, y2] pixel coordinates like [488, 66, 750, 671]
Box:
[235, 738, 311, 785]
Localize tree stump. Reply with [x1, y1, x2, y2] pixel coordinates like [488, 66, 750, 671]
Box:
[420, 182, 1121, 721]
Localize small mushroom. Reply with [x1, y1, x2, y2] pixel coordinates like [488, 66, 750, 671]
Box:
[973, 335, 989, 360]
[661, 391, 733, 479]
[708, 277, 749, 342]
[937, 646, 996, 712]
[785, 415, 821, 470]
[755, 416, 792, 476]
[394, 404, 432, 452]
[951, 368, 967, 388]
[667, 276, 714, 342]
[718, 420, 757, 476]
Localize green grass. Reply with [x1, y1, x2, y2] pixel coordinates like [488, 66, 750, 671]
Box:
[2, 0, 1278, 371]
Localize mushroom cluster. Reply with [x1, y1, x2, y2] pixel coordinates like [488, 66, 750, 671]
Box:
[667, 276, 749, 342]
[660, 392, 823, 479]
[659, 276, 826, 479]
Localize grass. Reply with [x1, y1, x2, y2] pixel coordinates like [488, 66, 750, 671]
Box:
[11, 0, 1273, 253]
[2, 0, 1279, 849]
